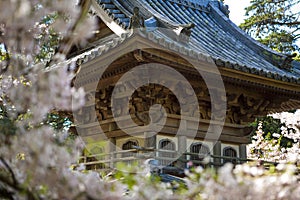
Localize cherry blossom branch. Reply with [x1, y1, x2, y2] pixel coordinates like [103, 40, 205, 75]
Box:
[0, 157, 17, 186]
[47, 0, 92, 67]
[0, 158, 41, 200]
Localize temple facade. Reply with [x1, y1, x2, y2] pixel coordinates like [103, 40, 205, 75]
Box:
[71, 0, 300, 169]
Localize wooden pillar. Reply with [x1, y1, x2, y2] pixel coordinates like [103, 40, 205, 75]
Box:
[109, 137, 116, 169]
[144, 132, 156, 148]
[213, 141, 222, 168]
[177, 135, 187, 168]
[144, 132, 156, 160]
[239, 144, 247, 164]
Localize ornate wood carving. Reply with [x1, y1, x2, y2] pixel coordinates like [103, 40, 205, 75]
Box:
[95, 86, 114, 121]
[74, 105, 98, 124]
[226, 93, 271, 124]
[76, 77, 287, 129]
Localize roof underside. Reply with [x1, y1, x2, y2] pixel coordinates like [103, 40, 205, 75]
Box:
[91, 0, 300, 83]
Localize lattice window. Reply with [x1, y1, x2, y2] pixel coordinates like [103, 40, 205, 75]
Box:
[122, 140, 138, 158]
[190, 142, 210, 165]
[223, 147, 237, 164]
[158, 139, 176, 166]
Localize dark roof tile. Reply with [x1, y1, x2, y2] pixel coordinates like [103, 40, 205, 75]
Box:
[91, 0, 300, 82]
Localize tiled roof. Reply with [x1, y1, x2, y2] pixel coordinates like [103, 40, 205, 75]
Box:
[91, 0, 300, 83]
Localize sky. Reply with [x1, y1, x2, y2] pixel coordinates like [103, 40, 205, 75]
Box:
[223, 0, 251, 25]
[223, 0, 300, 47]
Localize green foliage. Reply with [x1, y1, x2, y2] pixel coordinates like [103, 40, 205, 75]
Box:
[35, 14, 61, 64]
[0, 105, 17, 136]
[240, 0, 299, 149]
[45, 111, 78, 142]
[258, 30, 298, 53]
[0, 48, 7, 61]
[114, 162, 140, 190]
[45, 112, 72, 131]
[294, 53, 300, 61]
[240, 0, 300, 53]
[0, 103, 74, 141]
[251, 116, 282, 137]
[250, 116, 295, 148]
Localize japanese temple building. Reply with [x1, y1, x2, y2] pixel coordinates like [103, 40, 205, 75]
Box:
[71, 0, 300, 169]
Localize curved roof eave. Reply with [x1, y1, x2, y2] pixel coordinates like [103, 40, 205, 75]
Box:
[208, 2, 285, 63]
[86, 0, 300, 84]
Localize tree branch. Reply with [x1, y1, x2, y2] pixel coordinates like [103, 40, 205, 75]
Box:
[46, 0, 92, 67]
[0, 157, 17, 186]
[59, 0, 92, 54]
[0, 187, 14, 200]
[0, 165, 41, 200]
[269, 21, 300, 26]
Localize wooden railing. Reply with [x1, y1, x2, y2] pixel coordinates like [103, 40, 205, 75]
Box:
[78, 148, 279, 170]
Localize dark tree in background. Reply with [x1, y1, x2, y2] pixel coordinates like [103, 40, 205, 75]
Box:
[237, 0, 300, 147]
[240, 0, 300, 54]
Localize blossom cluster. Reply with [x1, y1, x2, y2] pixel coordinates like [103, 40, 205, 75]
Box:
[248, 112, 300, 164]
[0, 0, 299, 199]
[0, 129, 127, 199]
[2, 127, 296, 196]
[0, 0, 97, 123]
[273, 110, 300, 143]
[0, 1, 102, 198]
[1, 131, 300, 200]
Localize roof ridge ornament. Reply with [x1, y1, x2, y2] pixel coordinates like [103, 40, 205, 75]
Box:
[129, 7, 145, 29]
[280, 53, 297, 70]
[219, 2, 230, 17]
[174, 23, 195, 43]
[208, 1, 230, 17]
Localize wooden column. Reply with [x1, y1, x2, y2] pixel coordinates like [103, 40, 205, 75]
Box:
[239, 144, 247, 164]
[144, 132, 156, 160]
[213, 141, 222, 167]
[178, 135, 187, 168]
[109, 137, 116, 168]
[144, 132, 156, 148]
